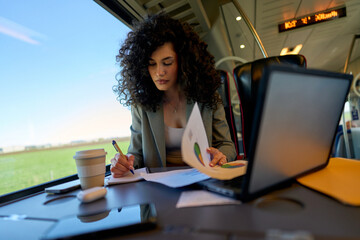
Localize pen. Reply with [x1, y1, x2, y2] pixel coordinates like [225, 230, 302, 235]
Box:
[112, 140, 134, 175]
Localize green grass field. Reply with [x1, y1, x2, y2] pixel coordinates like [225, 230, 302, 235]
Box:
[0, 140, 130, 195]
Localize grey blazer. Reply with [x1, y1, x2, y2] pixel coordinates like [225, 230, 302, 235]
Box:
[128, 101, 236, 168]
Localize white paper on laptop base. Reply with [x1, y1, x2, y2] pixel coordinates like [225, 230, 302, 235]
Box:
[181, 103, 247, 180]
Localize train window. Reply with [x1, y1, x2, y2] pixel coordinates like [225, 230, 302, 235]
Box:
[0, 1, 131, 195]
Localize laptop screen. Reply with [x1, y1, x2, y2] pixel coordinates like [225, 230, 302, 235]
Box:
[247, 65, 352, 195]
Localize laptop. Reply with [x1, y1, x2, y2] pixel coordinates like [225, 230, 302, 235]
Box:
[198, 64, 352, 202]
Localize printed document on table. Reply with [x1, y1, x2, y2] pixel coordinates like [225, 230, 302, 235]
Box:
[140, 168, 210, 188]
[176, 190, 241, 208]
[106, 167, 147, 185]
[181, 103, 247, 180]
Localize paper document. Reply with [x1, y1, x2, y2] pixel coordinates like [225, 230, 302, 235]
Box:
[140, 168, 210, 188]
[181, 103, 247, 180]
[106, 167, 147, 185]
[176, 190, 241, 208]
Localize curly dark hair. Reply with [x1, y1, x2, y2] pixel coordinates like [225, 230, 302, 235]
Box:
[114, 13, 222, 112]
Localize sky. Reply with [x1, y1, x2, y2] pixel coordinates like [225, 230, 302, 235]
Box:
[0, 0, 132, 149]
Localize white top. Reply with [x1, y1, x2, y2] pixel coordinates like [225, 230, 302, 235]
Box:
[165, 125, 185, 165]
[165, 125, 185, 149]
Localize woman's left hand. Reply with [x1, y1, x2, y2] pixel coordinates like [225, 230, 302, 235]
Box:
[207, 147, 227, 167]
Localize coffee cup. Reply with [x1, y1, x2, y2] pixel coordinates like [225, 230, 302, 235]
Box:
[73, 149, 107, 190]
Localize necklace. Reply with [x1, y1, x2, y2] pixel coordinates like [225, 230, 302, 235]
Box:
[164, 93, 182, 113]
[167, 101, 179, 113]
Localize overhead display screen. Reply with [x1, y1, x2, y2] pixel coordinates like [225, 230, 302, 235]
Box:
[278, 7, 346, 33]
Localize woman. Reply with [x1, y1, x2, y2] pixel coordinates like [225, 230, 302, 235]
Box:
[111, 13, 236, 177]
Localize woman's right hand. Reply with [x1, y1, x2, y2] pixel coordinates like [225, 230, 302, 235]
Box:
[110, 153, 135, 178]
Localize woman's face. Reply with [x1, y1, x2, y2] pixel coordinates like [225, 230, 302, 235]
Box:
[148, 42, 178, 92]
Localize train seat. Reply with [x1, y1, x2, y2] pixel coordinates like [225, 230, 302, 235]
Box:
[217, 69, 243, 160]
[233, 55, 307, 158]
[332, 125, 355, 158]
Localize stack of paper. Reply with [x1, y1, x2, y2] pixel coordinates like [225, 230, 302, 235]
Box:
[106, 167, 147, 185]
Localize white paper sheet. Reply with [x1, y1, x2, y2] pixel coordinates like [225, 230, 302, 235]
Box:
[140, 168, 210, 188]
[105, 167, 147, 185]
[181, 103, 247, 180]
[176, 190, 241, 208]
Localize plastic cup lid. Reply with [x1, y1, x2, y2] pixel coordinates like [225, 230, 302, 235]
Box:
[73, 149, 107, 160]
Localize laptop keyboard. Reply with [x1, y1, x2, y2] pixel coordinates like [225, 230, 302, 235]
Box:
[222, 176, 244, 187]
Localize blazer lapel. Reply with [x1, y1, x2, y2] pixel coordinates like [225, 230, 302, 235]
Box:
[147, 106, 166, 167]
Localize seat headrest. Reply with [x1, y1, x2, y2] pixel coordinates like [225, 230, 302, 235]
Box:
[234, 55, 306, 105]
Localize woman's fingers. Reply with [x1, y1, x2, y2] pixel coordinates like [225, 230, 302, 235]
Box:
[127, 154, 135, 171]
[110, 153, 133, 177]
[207, 147, 227, 167]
